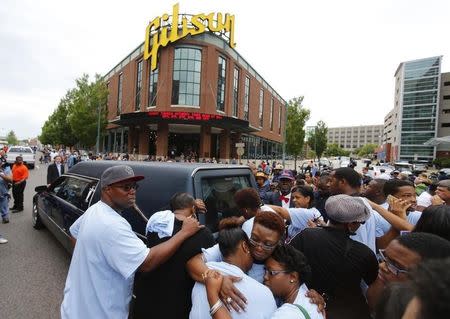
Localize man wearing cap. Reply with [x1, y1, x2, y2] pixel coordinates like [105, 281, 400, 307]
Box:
[61, 165, 203, 319]
[255, 171, 270, 202]
[264, 170, 296, 209]
[271, 163, 284, 183]
[289, 194, 379, 319]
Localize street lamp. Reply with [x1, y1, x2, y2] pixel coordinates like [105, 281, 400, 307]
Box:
[95, 103, 101, 155]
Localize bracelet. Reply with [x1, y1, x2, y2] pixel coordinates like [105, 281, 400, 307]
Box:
[210, 300, 224, 316]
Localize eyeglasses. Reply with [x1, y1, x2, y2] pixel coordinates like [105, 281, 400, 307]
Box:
[264, 267, 291, 276]
[379, 249, 408, 276]
[111, 183, 139, 192]
[249, 237, 279, 251]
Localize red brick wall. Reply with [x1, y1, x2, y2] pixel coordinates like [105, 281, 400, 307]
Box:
[105, 38, 285, 143]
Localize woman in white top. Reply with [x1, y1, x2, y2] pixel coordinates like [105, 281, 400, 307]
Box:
[203, 244, 324, 319]
[189, 217, 277, 319]
[268, 186, 323, 239]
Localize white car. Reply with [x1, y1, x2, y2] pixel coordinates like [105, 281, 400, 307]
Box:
[6, 146, 35, 168]
[369, 166, 393, 179]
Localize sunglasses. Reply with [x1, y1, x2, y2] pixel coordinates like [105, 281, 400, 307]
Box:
[379, 249, 408, 276]
[111, 183, 139, 192]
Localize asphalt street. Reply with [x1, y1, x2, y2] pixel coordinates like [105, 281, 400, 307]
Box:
[0, 161, 70, 319]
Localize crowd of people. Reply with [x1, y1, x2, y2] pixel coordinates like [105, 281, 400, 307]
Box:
[0, 150, 29, 244]
[57, 157, 450, 319]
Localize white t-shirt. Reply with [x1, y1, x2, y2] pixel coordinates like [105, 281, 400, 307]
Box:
[189, 262, 277, 319]
[242, 205, 276, 237]
[287, 207, 322, 238]
[374, 210, 422, 237]
[417, 191, 432, 208]
[270, 284, 324, 319]
[202, 244, 266, 283]
[350, 197, 377, 254]
[61, 201, 149, 319]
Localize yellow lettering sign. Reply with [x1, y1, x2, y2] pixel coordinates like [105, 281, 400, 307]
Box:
[144, 3, 235, 71]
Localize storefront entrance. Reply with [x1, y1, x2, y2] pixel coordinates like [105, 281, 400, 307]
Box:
[168, 133, 200, 158]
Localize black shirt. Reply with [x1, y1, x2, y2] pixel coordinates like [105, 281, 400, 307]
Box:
[290, 227, 378, 319]
[133, 217, 215, 319]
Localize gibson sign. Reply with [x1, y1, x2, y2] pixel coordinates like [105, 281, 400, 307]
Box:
[144, 3, 236, 71]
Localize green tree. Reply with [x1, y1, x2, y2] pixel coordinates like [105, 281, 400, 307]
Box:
[307, 120, 328, 161]
[40, 92, 78, 147]
[325, 143, 350, 157]
[6, 130, 18, 145]
[285, 96, 311, 169]
[358, 143, 378, 157]
[39, 74, 108, 148]
[67, 74, 108, 148]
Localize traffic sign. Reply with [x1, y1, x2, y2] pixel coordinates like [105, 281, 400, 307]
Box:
[235, 143, 245, 148]
[236, 147, 244, 156]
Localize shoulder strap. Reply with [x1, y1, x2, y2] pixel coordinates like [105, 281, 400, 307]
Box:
[293, 304, 311, 319]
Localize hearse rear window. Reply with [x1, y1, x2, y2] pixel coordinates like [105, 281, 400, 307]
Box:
[201, 176, 251, 232]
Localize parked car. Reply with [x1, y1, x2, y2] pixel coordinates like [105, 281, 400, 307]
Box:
[369, 165, 394, 178]
[6, 145, 35, 168]
[32, 161, 257, 253]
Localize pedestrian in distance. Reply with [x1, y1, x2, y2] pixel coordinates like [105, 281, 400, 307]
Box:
[11, 156, 29, 213]
[0, 157, 13, 224]
[47, 155, 65, 186]
[60, 165, 204, 319]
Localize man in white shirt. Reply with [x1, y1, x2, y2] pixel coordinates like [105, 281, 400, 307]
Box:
[329, 168, 377, 253]
[61, 165, 203, 319]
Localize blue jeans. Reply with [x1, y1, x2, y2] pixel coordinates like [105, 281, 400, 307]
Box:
[0, 194, 9, 220]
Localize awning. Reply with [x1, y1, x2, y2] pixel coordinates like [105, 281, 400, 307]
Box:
[110, 111, 257, 133]
[423, 136, 450, 146]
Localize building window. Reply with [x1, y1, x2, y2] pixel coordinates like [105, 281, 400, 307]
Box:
[148, 64, 159, 107]
[117, 73, 123, 116]
[443, 109, 450, 114]
[244, 76, 250, 121]
[444, 81, 450, 86]
[172, 47, 202, 106]
[232, 67, 239, 117]
[259, 89, 264, 127]
[135, 60, 143, 111]
[444, 95, 450, 100]
[217, 56, 227, 112]
[442, 123, 450, 128]
[270, 98, 274, 131]
[278, 105, 282, 134]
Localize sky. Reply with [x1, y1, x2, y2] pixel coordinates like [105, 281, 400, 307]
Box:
[1, 0, 450, 139]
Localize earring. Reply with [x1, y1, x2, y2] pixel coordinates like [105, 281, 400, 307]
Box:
[290, 279, 294, 283]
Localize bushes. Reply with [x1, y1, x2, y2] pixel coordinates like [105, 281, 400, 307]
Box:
[433, 158, 450, 168]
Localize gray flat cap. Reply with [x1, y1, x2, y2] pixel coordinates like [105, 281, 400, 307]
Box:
[100, 165, 144, 189]
[325, 194, 370, 223]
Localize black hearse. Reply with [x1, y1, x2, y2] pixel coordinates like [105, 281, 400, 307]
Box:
[32, 161, 256, 253]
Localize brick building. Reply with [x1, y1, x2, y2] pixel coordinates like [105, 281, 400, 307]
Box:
[103, 14, 286, 161]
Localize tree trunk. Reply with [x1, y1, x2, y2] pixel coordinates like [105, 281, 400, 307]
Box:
[294, 155, 297, 172]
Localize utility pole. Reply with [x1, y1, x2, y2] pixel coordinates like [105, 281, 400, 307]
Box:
[96, 103, 101, 154]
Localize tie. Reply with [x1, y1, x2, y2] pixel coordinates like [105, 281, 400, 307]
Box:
[279, 195, 289, 204]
